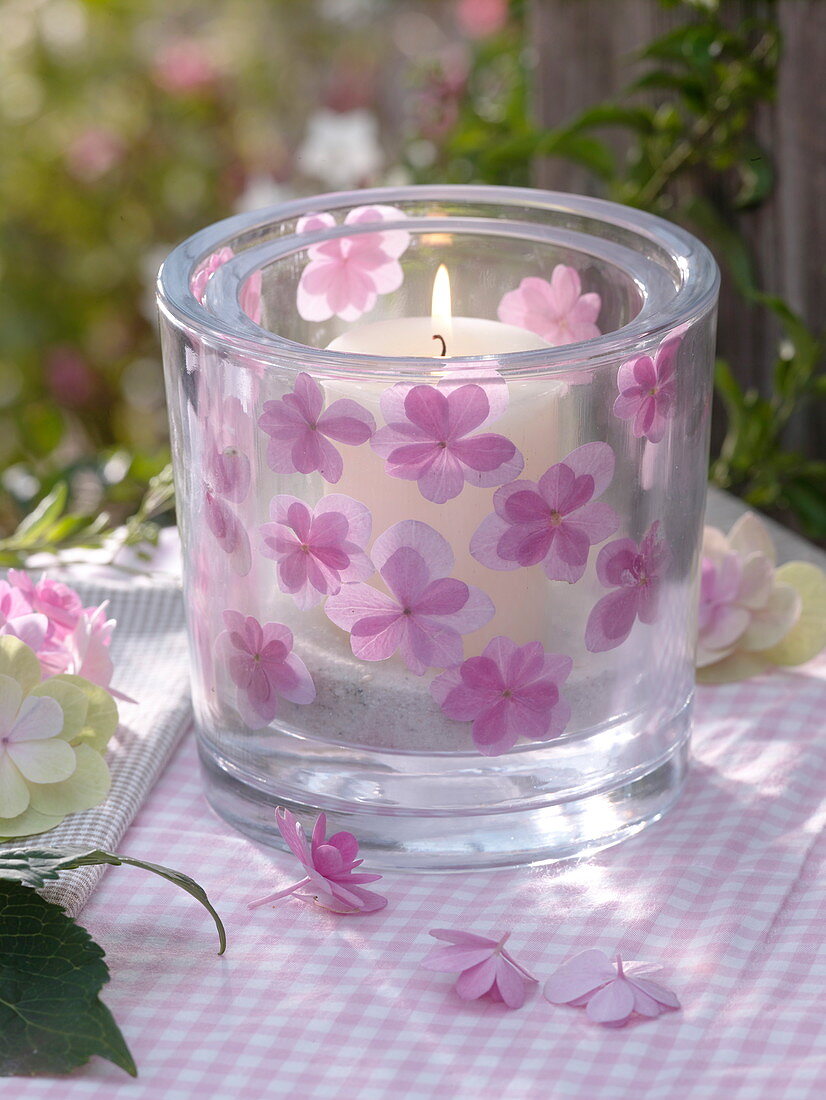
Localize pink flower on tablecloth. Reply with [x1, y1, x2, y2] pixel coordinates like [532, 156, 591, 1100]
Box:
[585, 522, 670, 653]
[0, 579, 49, 652]
[544, 949, 680, 1028]
[190, 246, 262, 324]
[7, 572, 83, 638]
[431, 635, 572, 756]
[421, 929, 537, 1009]
[497, 266, 601, 346]
[324, 520, 494, 675]
[470, 442, 619, 583]
[248, 807, 387, 914]
[613, 335, 681, 444]
[218, 612, 315, 729]
[258, 372, 375, 484]
[296, 205, 410, 322]
[370, 379, 523, 504]
[261, 494, 373, 609]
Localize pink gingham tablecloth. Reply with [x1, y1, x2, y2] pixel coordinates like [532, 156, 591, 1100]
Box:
[6, 495, 826, 1100]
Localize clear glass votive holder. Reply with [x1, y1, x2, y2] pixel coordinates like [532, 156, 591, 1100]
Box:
[157, 185, 719, 870]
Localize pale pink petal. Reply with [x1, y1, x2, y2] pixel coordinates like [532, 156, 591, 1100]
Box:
[700, 604, 751, 654]
[630, 976, 680, 1011]
[317, 494, 372, 548]
[415, 449, 467, 504]
[421, 945, 496, 972]
[738, 554, 775, 608]
[595, 539, 639, 588]
[585, 979, 636, 1026]
[728, 512, 777, 563]
[351, 614, 406, 663]
[455, 956, 498, 1000]
[565, 502, 621, 546]
[585, 589, 640, 652]
[561, 441, 615, 499]
[402, 618, 464, 673]
[547, 952, 623, 1006]
[436, 584, 495, 634]
[429, 929, 499, 947]
[740, 583, 801, 652]
[344, 204, 411, 258]
[324, 583, 399, 633]
[275, 807, 313, 865]
[8, 737, 76, 784]
[469, 513, 519, 571]
[494, 958, 527, 1009]
[371, 520, 454, 579]
[317, 398, 375, 445]
[278, 654, 316, 705]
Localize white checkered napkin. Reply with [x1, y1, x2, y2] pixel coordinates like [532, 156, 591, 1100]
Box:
[0, 575, 192, 917]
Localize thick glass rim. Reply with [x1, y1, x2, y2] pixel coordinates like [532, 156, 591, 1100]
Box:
[156, 184, 719, 380]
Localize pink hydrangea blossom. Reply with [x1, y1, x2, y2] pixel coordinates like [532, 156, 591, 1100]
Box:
[544, 949, 680, 1028]
[370, 377, 524, 504]
[324, 520, 494, 676]
[190, 247, 262, 324]
[697, 513, 802, 672]
[248, 807, 386, 914]
[218, 612, 315, 729]
[422, 929, 536, 1009]
[204, 492, 252, 578]
[261, 494, 374, 609]
[258, 372, 375, 484]
[585, 522, 670, 653]
[65, 127, 124, 182]
[613, 335, 681, 444]
[0, 580, 49, 651]
[296, 205, 410, 322]
[152, 40, 219, 96]
[431, 635, 572, 756]
[470, 442, 619, 583]
[198, 390, 254, 577]
[6, 572, 82, 637]
[497, 266, 601, 345]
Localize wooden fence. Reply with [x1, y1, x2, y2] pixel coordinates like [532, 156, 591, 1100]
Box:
[530, 0, 826, 457]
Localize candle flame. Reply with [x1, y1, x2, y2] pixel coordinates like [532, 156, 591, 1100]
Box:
[431, 264, 453, 351]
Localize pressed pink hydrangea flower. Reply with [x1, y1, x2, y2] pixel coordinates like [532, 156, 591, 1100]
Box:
[325, 520, 494, 675]
[296, 205, 410, 322]
[190, 246, 262, 323]
[258, 372, 375, 484]
[431, 635, 572, 756]
[248, 807, 386, 914]
[613, 335, 681, 444]
[544, 949, 680, 1028]
[497, 266, 601, 345]
[585, 522, 670, 653]
[470, 442, 619, 583]
[370, 378, 523, 504]
[218, 612, 315, 729]
[200, 392, 254, 577]
[261, 494, 373, 609]
[204, 492, 252, 578]
[422, 929, 537, 1009]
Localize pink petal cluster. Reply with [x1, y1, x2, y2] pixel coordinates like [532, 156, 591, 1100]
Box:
[249, 807, 386, 914]
[261, 494, 373, 609]
[258, 372, 375, 484]
[296, 205, 410, 322]
[613, 335, 681, 444]
[470, 442, 619, 583]
[497, 266, 601, 346]
[698, 513, 801, 669]
[544, 949, 680, 1027]
[370, 377, 523, 504]
[325, 520, 494, 675]
[218, 612, 315, 729]
[431, 635, 572, 755]
[202, 393, 254, 577]
[2, 571, 127, 698]
[190, 246, 263, 324]
[585, 522, 670, 653]
[422, 929, 536, 1009]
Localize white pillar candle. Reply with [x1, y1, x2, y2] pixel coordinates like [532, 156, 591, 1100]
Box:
[325, 268, 569, 655]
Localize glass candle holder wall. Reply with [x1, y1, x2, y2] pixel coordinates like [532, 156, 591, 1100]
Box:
[157, 186, 719, 869]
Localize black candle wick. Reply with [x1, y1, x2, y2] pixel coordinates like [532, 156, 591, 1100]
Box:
[432, 333, 447, 357]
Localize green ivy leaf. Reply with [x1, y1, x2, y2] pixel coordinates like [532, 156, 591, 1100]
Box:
[0, 880, 136, 1078]
[0, 846, 226, 955]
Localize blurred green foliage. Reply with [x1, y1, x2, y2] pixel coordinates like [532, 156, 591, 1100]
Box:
[406, 0, 826, 540]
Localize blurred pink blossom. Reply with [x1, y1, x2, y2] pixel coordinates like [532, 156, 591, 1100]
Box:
[46, 348, 98, 408]
[498, 267, 601, 346]
[65, 128, 124, 182]
[152, 40, 219, 95]
[456, 0, 509, 39]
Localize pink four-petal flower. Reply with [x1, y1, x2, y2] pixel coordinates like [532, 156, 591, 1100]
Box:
[370, 379, 524, 504]
[497, 265, 601, 345]
[248, 807, 387, 914]
[431, 635, 572, 756]
[296, 205, 410, 322]
[324, 520, 494, 675]
[258, 372, 375, 484]
[422, 929, 537, 1009]
[260, 494, 374, 609]
[470, 442, 619, 583]
[584, 521, 670, 653]
[613, 335, 681, 444]
[544, 949, 680, 1028]
[218, 612, 315, 729]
